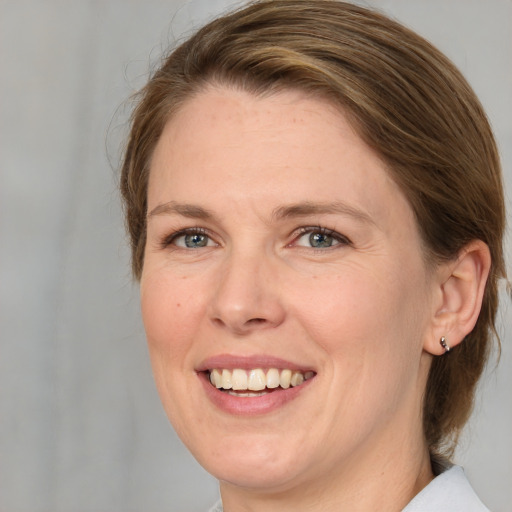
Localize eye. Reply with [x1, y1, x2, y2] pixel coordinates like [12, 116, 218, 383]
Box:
[294, 227, 350, 249]
[163, 228, 217, 249]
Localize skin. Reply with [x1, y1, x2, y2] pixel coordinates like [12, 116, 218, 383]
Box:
[140, 87, 487, 511]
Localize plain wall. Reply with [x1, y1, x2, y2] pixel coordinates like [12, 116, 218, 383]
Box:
[1, 1, 510, 511]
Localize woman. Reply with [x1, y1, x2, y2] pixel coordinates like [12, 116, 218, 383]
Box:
[120, 1, 507, 510]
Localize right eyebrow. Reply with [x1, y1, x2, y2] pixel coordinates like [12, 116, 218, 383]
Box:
[147, 201, 214, 220]
[271, 200, 376, 226]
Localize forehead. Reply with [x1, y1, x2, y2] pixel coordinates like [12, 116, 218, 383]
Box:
[148, 87, 412, 230]
[151, 87, 376, 180]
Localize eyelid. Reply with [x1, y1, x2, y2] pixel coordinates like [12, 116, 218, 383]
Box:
[159, 227, 218, 249]
[290, 226, 352, 247]
[157, 225, 350, 250]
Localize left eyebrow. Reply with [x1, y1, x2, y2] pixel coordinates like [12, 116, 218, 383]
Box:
[271, 201, 376, 226]
[147, 201, 215, 220]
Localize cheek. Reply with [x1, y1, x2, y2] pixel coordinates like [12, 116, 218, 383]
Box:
[287, 268, 392, 344]
[140, 271, 207, 363]
[140, 271, 211, 440]
[289, 263, 426, 381]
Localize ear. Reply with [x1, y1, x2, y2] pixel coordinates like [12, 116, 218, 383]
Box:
[424, 240, 491, 355]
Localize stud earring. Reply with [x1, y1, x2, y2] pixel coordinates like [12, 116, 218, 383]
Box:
[440, 336, 450, 353]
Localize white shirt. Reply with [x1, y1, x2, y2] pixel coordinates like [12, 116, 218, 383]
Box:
[403, 465, 489, 512]
[207, 465, 489, 512]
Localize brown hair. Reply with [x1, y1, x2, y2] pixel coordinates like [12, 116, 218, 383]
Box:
[120, 0, 506, 456]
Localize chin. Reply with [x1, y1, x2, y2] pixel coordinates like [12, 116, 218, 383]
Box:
[191, 430, 309, 490]
[205, 456, 302, 491]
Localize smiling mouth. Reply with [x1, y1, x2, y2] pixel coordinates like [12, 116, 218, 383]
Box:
[207, 368, 315, 396]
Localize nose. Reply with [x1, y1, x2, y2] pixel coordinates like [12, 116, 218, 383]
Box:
[208, 249, 286, 335]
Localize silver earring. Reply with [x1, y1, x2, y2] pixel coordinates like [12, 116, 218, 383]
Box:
[440, 336, 450, 353]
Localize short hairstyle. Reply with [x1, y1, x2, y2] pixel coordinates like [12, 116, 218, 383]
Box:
[120, 0, 506, 457]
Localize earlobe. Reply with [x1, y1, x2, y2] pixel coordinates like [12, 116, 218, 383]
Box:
[424, 240, 491, 356]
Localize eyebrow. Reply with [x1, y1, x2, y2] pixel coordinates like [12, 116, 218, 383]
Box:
[147, 200, 374, 225]
[147, 201, 214, 219]
[271, 201, 375, 225]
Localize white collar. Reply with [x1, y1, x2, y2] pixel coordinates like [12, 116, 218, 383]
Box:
[402, 465, 489, 512]
[208, 465, 489, 512]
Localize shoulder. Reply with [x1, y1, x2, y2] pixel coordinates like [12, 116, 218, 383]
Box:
[403, 465, 489, 512]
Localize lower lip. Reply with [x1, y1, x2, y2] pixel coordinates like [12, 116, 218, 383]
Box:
[198, 372, 312, 415]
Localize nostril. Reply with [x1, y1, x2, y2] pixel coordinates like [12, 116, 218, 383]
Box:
[247, 318, 266, 324]
[212, 318, 224, 327]
[211, 315, 269, 334]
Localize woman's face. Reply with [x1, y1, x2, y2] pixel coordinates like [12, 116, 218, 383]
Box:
[141, 87, 437, 493]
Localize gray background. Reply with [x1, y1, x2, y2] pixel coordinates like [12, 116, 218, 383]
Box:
[1, 1, 510, 511]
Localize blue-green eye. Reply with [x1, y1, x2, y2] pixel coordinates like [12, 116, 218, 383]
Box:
[183, 233, 209, 248]
[295, 228, 348, 249]
[168, 229, 216, 249]
[308, 232, 335, 248]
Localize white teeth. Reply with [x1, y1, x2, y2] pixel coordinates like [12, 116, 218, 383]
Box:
[208, 368, 314, 391]
[221, 369, 232, 389]
[290, 371, 304, 387]
[211, 368, 222, 388]
[266, 368, 280, 389]
[279, 369, 292, 389]
[231, 369, 248, 390]
[248, 369, 266, 391]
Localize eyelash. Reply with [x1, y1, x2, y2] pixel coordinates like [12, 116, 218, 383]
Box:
[292, 226, 352, 249]
[159, 227, 214, 249]
[159, 226, 352, 250]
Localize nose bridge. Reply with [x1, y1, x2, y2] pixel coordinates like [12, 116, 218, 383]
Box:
[209, 243, 284, 333]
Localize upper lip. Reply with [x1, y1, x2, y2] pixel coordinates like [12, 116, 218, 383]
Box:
[196, 354, 315, 372]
